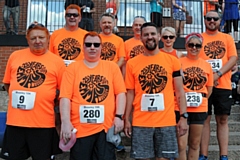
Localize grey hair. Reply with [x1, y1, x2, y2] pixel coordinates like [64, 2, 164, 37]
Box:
[161, 27, 176, 36]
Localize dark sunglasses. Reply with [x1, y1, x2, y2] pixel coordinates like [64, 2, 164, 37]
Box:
[162, 35, 175, 40]
[188, 43, 202, 49]
[27, 23, 45, 30]
[66, 13, 79, 17]
[85, 42, 101, 48]
[134, 16, 146, 21]
[204, 16, 220, 21]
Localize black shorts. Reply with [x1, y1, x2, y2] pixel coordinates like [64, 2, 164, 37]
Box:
[150, 12, 162, 27]
[0, 126, 62, 160]
[70, 130, 115, 160]
[208, 88, 232, 115]
[175, 111, 208, 125]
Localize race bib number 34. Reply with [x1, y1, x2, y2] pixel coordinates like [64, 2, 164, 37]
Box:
[206, 59, 222, 72]
[80, 105, 104, 123]
[12, 90, 36, 110]
[141, 94, 165, 111]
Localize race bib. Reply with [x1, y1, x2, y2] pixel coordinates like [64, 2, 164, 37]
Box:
[106, 8, 114, 13]
[185, 92, 203, 107]
[206, 59, 222, 72]
[12, 90, 36, 110]
[141, 94, 164, 111]
[83, 7, 90, 13]
[80, 105, 104, 123]
[232, 82, 237, 89]
[63, 60, 75, 67]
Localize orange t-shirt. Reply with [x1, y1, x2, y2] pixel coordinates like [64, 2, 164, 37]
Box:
[203, 0, 218, 16]
[59, 60, 126, 138]
[199, 32, 238, 89]
[99, 33, 125, 63]
[160, 48, 178, 58]
[179, 57, 213, 112]
[49, 28, 88, 61]
[3, 48, 65, 128]
[124, 37, 144, 61]
[125, 52, 181, 127]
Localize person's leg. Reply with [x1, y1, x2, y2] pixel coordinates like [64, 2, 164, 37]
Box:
[79, 18, 86, 30]
[175, 20, 180, 37]
[188, 124, 204, 160]
[199, 115, 211, 158]
[86, 18, 94, 31]
[3, 5, 11, 33]
[175, 128, 188, 160]
[179, 21, 186, 38]
[12, 6, 20, 34]
[233, 19, 238, 42]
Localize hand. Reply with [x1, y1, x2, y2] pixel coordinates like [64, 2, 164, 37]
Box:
[114, 117, 124, 134]
[60, 121, 74, 144]
[213, 73, 220, 86]
[124, 119, 132, 138]
[176, 118, 188, 137]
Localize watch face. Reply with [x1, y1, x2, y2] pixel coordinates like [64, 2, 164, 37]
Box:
[183, 113, 188, 118]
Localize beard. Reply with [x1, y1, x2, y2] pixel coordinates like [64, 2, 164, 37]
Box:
[206, 23, 219, 32]
[145, 40, 158, 51]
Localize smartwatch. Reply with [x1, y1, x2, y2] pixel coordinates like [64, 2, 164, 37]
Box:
[180, 112, 189, 119]
[216, 70, 223, 77]
[115, 114, 123, 120]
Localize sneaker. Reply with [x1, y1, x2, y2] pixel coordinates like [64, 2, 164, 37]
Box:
[220, 155, 228, 160]
[115, 145, 125, 152]
[199, 155, 208, 160]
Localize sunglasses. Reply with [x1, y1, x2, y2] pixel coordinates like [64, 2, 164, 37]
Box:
[85, 42, 101, 48]
[66, 13, 79, 18]
[162, 35, 175, 40]
[204, 16, 220, 21]
[188, 43, 202, 49]
[28, 23, 45, 30]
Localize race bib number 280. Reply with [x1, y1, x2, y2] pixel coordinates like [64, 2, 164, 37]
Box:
[80, 105, 104, 123]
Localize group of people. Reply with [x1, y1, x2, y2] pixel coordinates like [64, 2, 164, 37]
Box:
[0, 2, 238, 160]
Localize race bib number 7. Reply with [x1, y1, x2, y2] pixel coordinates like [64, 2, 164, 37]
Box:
[80, 105, 104, 123]
[12, 90, 36, 110]
[141, 93, 165, 111]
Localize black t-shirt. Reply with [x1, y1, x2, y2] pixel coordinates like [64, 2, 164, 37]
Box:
[5, 0, 19, 7]
[80, 0, 94, 18]
[64, 0, 81, 10]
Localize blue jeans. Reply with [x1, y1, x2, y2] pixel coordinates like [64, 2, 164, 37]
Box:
[3, 5, 20, 33]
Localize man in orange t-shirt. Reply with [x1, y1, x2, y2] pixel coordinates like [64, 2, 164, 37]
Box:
[203, 0, 219, 16]
[49, 4, 88, 66]
[198, 11, 238, 160]
[99, 13, 125, 68]
[0, 23, 65, 160]
[124, 22, 188, 160]
[59, 32, 126, 159]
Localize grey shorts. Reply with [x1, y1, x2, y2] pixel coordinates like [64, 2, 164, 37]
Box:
[173, 11, 186, 21]
[130, 126, 178, 159]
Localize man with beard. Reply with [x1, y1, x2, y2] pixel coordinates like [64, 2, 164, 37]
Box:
[49, 4, 88, 66]
[99, 13, 125, 68]
[198, 11, 238, 160]
[124, 22, 188, 160]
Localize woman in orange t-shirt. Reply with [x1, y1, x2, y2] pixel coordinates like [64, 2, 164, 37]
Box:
[177, 33, 213, 160]
[160, 26, 184, 58]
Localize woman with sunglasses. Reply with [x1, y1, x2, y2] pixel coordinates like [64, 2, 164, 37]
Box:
[160, 26, 184, 58]
[176, 33, 213, 160]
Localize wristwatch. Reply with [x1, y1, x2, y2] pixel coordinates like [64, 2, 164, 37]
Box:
[115, 114, 124, 120]
[216, 70, 223, 77]
[180, 112, 188, 119]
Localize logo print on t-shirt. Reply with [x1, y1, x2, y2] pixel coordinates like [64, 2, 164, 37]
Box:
[58, 38, 81, 60]
[139, 64, 167, 94]
[204, 41, 225, 59]
[17, 62, 47, 88]
[80, 75, 109, 103]
[101, 42, 116, 61]
[183, 67, 207, 90]
[130, 45, 144, 59]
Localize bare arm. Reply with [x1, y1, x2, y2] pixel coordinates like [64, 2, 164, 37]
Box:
[59, 97, 73, 143]
[174, 76, 188, 136]
[124, 89, 134, 138]
[114, 92, 126, 134]
[90, 7, 96, 13]
[115, 0, 120, 15]
[3, 83, 10, 93]
[207, 86, 213, 99]
[117, 57, 125, 68]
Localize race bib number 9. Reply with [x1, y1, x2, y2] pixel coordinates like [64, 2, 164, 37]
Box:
[63, 60, 75, 67]
[206, 59, 222, 72]
[141, 93, 164, 111]
[106, 8, 114, 13]
[80, 105, 104, 123]
[185, 92, 203, 107]
[12, 90, 36, 110]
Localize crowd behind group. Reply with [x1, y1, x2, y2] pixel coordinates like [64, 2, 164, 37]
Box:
[1, 0, 239, 160]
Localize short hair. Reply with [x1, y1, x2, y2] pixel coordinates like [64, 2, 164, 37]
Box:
[205, 10, 221, 18]
[140, 22, 158, 33]
[134, 16, 146, 22]
[66, 4, 81, 16]
[83, 31, 102, 44]
[26, 21, 50, 40]
[161, 27, 176, 37]
[99, 12, 115, 22]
